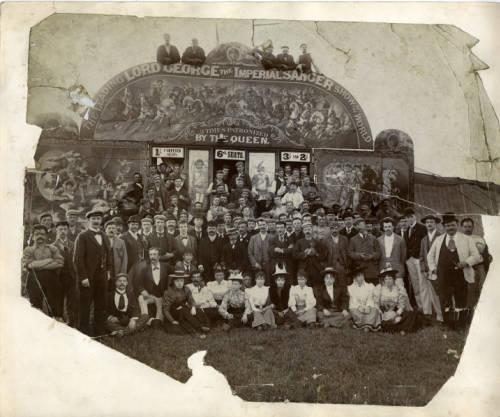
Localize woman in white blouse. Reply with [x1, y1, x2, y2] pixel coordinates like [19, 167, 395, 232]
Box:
[348, 265, 381, 332]
[288, 269, 317, 327]
[245, 271, 276, 330]
[206, 263, 230, 305]
[373, 265, 423, 334]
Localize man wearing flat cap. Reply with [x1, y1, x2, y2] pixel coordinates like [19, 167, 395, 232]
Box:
[65, 208, 83, 242]
[120, 215, 146, 283]
[74, 210, 112, 335]
[402, 207, 427, 310]
[427, 212, 482, 327]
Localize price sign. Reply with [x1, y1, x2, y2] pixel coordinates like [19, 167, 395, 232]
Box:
[281, 152, 310, 162]
[152, 147, 184, 158]
[215, 149, 246, 161]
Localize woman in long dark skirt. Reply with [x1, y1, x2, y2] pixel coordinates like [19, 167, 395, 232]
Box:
[373, 265, 424, 334]
[163, 267, 208, 337]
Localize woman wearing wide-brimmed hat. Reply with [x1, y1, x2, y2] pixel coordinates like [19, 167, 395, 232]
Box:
[373, 264, 424, 334]
[162, 266, 209, 337]
[314, 267, 350, 329]
[348, 265, 381, 332]
[219, 270, 252, 331]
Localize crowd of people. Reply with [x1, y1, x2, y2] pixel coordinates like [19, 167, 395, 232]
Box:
[22, 162, 492, 338]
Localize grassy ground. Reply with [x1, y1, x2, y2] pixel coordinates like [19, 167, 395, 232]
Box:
[101, 324, 467, 405]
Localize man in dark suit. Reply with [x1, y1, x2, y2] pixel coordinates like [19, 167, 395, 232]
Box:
[340, 213, 358, 240]
[348, 218, 381, 285]
[156, 33, 181, 65]
[322, 221, 349, 285]
[106, 273, 148, 336]
[198, 221, 223, 281]
[174, 220, 198, 260]
[120, 215, 146, 274]
[402, 207, 427, 311]
[228, 161, 252, 191]
[170, 177, 191, 211]
[147, 214, 176, 264]
[276, 45, 296, 70]
[377, 217, 407, 286]
[314, 267, 350, 328]
[74, 210, 112, 336]
[221, 228, 250, 273]
[293, 221, 327, 288]
[135, 247, 169, 326]
[181, 38, 206, 66]
[268, 221, 295, 284]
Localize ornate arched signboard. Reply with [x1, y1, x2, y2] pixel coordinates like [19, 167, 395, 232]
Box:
[81, 45, 373, 150]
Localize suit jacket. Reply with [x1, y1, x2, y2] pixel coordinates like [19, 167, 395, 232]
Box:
[314, 284, 349, 312]
[181, 46, 206, 66]
[348, 233, 381, 279]
[150, 184, 168, 212]
[268, 234, 295, 270]
[248, 233, 272, 267]
[109, 236, 128, 276]
[73, 229, 111, 282]
[106, 289, 139, 320]
[120, 231, 145, 272]
[269, 285, 291, 312]
[169, 187, 191, 211]
[189, 228, 207, 244]
[157, 44, 181, 65]
[427, 232, 482, 283]
[147, 231, 176, 263]
[174, 235, 198, 260]
[322, 234, 349, 275]
[403, 222, 427, 259]
[377, 234, 406, 278]
[53, 238, 76, 282]
[135, 262, 169, 296]
[221, 240, 250, 272]
[340, 227, 358, 240]
[419, 230, 442, 274]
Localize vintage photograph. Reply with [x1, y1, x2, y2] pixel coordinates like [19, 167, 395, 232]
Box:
[17, 10, 500, 408]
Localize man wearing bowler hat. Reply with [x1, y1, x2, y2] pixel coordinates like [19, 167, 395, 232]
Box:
[427, 212, 481, 327]
[74, 209, 112, 335]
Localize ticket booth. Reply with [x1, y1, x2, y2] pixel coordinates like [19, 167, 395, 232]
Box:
[151, 146, 186, 178]
[280, 150, 312, 178]
[213, 148, 246, 182]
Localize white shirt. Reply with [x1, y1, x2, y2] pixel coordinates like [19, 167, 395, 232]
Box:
[288, 285, 316, 311]
[114, 289, 128, 312]
[186, 283, 217, 308]
[207, 280, 230, 301]
[427, 229, 436, 242]
[151, 263, 161, 285]
[384, 233, 395, 258]
[326, 284, 334, 301]
[445, 234, 456, 249]
[245, 285, 270, 311]
[348, 281, 376, 310]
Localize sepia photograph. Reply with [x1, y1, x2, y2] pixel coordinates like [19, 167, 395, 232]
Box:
[1, 2, 500, 416]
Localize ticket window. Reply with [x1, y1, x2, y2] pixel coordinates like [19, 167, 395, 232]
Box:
[213, 149, 247, 186]
[151, 146, 186, 183]
[280, 151, 312, 180]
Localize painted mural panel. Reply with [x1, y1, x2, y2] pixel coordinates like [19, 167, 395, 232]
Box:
[28, 140, 148, 224]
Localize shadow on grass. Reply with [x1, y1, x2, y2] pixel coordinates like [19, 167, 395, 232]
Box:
[100, 324, 468, 405]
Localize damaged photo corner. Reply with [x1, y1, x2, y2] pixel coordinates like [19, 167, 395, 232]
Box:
[1, 2, 500, 416]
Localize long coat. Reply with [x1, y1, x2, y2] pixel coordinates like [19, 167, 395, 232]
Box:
[268, 234, 295, 273]
[403, 222, 427, 259]
[109, 236, 128, 276]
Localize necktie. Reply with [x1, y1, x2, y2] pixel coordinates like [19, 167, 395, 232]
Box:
[448, 236, 456, 251]
[153, 265, 159, 271]
[118, 293, 125, 311]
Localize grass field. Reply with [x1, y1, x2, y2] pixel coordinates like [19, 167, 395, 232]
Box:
[101, 324, 467, 405]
